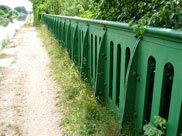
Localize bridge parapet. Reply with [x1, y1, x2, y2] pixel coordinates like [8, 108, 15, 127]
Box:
[44, 14, 182, 135]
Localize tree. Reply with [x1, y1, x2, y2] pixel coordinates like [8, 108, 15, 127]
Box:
[0, 5, 11, 13]
[14, 6, 28, 14]
[31, 0, 182, 30]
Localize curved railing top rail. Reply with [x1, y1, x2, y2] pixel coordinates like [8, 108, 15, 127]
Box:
[45, 14, 182, 40]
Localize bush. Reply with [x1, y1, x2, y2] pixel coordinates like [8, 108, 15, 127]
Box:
[32, 0, 182, 30]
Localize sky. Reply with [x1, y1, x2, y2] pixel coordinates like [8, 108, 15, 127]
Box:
[0, 0, 32, 11]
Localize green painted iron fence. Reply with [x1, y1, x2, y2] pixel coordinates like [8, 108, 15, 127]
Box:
[43, 14, 182, 135]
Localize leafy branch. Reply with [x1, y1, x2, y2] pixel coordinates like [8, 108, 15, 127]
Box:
[143, 116, 168, 136]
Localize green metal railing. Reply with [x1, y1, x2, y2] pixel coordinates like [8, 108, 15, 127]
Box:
[43, 14, 182, 135]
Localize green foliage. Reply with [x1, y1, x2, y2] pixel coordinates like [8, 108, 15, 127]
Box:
[132, 0, 182, 33]
[0, 5, 11, 18]
[138, 0, 182, 29]
[0, 53, 8, 59]
[0, 6, 19, 18]
[93, 0, 182, 33]
[0, 5, 11, 13]
[0, 9, 5, 16]
[31, 0, 96, 25]
[0, 18, 9, 27]
[143, 116, 168, 136]
[32, 0, 182, 31]
[1, 36, 10, 49]
[30, 0, 60, 25]
[0, 5, 27, 26]
[94, 0, 182, 27]
[59, 0, 95, 17]
[12, 10, 19, 16]
[14, 6, 28, 14]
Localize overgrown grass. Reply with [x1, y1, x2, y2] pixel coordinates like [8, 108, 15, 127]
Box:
[23, 14, 33, 27]
[8, 44, 17, 48]
[1, 37, 10, 49]
[37, 25, 121, 136]
[0, 53, 8, 59]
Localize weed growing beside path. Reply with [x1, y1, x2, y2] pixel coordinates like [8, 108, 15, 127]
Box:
[0, 53, 8, 59]
[37, 25, 120, 136]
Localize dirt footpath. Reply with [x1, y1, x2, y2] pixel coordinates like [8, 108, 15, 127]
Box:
[0, 27, 62, 136]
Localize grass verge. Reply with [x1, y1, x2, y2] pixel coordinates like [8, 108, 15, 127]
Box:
[0, 53, 8, 59]
[37, 25, 121, 136]
[23, 14, 33, 28]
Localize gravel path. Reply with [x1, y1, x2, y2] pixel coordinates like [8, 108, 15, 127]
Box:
[0, 27, 62, 136]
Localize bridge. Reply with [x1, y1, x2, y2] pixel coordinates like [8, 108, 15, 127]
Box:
[43, 14, 182, 135]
